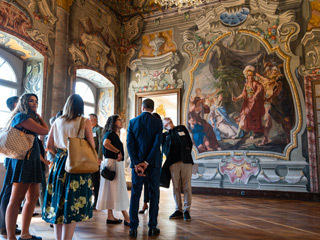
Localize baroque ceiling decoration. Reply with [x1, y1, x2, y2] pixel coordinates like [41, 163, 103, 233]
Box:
[99, 0, 218, 16]
[100, 0, 162, 16]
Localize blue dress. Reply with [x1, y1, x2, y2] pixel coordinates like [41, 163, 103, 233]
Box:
[4, 112, 42, 184]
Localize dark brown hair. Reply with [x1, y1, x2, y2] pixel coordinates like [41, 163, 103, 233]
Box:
[103, 114, 120, 134]
[61, 94, 84, 121]
[7, 93, 39, 127]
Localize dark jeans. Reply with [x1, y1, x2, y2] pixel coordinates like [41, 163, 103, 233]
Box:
[91, 169, 100, 207]
[130, 167, 160, 229]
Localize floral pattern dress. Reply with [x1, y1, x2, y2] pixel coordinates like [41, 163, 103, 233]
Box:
[42, 149, 93, 224]
[42, 116, 93, 224]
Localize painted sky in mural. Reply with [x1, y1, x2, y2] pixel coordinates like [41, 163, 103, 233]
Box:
[188, 34, 295, 154]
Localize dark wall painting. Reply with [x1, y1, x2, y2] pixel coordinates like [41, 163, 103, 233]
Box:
[187, 34, 295, 155]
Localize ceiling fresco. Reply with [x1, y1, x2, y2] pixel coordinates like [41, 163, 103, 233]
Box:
[0, 31, 43, 60]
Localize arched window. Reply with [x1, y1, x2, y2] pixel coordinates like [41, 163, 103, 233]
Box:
[0, 54, 21, 164]
[0, 56, 19, 128]
[75, 81, 95, 117]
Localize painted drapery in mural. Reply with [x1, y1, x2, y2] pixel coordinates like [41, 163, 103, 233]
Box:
[187, 34, 295, 154]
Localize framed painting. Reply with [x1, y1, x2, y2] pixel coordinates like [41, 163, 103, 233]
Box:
[185, 32, 302, 160]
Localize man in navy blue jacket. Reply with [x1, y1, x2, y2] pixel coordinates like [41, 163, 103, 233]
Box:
[127, 98, 163, 238]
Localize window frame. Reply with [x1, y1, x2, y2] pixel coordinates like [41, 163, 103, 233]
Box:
[0, 56, 21, 94]
[0, 52, 22, 164]
[75, 77, 97, 114]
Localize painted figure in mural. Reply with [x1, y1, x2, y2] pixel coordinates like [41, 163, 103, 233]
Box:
[189, 88, 210, 119]
[187, 112, 221, 152]
[208, 94, 239, 141]
[256, 64, 284, 145]
[261, 64, 293, 144]
[232, 65, 265, 139]
[189, 96, 204, 119]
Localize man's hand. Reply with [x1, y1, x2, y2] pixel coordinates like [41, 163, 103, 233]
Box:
[134, 162, 148, 176]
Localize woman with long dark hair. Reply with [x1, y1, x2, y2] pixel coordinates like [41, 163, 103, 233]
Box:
[5, 93, 49, 240]
[42, 94, 94, 240]
[96, 114, 130, 226]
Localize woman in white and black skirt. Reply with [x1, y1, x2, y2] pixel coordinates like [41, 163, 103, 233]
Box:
[96, 115, 130, 226]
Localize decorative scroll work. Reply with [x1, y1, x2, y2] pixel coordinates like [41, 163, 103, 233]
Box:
[81, 33, 110, 72]
[129, 52, 183, 93]
[24, 60, 43, 95]
[0, 2, 32, 37]
[0, 31, 43, 60]
[182, 0, 301, 62]
[28, 0, 58, 25]
[299, 29, 320, 76]
[119, 15, 143, 68]
[27, 29, 54, 64]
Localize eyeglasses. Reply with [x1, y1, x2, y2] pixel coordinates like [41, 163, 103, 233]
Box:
[117, 118, 124, 122]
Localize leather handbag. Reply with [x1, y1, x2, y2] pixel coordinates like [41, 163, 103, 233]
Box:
[0, 126, 35, 160]
[101, 166, 116, 181]
[65, 117, 99, 174]
[101, 158, 116, 181]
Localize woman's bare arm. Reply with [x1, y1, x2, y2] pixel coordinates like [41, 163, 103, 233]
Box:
[46, 127, 56, 155]
[84, 119, 95, 149]
[18, 117, 49, 135]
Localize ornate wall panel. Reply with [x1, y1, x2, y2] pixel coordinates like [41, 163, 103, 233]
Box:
[131, 0, 308, 192]
[188, 0, 308, 192]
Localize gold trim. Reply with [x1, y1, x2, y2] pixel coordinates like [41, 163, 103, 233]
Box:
[57, 0, 74, 13]
[279, 27, 296, 52]
[184, 30, 302, 161]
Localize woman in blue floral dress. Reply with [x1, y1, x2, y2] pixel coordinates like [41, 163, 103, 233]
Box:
[5, 93, 49, 240]
[42, 94, 94, 240]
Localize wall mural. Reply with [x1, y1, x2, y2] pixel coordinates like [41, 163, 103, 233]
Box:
[187, 33, 297, 158]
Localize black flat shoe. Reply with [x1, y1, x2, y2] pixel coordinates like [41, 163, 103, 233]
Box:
[106, 219, 122, 224]
[18, 235, 42, 240]
[129, 228, 137, 238]
[124, 221, 130, 226]
[148, 227, 160, 236]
